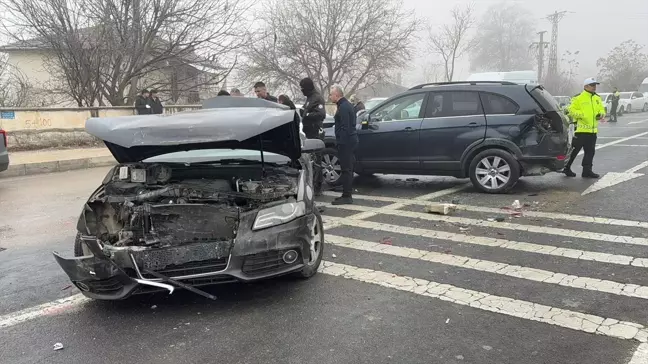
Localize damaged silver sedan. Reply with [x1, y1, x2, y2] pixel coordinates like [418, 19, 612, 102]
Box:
[54, 97, 325, 300]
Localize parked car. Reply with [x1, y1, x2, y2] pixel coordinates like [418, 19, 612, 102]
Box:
[320, 81, 570, 193]
[53, 97, 326, 300]
[598, 93, 626, 117]
[363, 97, 388, 110]
[554, 96, 571, 108]
[620, 92, 648, 113]
[0, 129, 8, 172]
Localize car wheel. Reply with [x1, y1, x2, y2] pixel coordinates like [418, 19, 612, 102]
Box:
[627, 105, 632, 113]
[321, 147, 342, 186]
[296, 210, 324, 278]
[643, 103, 648, 112]
[469, 149, 520, 194]
[618, 107, 624, 116]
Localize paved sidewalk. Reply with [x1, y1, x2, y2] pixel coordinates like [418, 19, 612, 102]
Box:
[1, 147, 115, 178]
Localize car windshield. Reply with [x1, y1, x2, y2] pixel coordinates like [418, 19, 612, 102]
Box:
[364, 98, 387, 110]
[620, 92, 632, 99]
[143, 149, 291, 165]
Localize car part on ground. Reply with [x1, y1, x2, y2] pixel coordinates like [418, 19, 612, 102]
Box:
[54, 97, 326, 300]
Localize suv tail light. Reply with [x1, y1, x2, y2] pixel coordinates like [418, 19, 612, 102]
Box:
[0, 129, 6, 147]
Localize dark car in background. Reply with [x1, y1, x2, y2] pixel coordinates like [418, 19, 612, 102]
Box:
[54, 98, 326, 300]
[0, 129, 8, 172]
[321, 81, 570, 193]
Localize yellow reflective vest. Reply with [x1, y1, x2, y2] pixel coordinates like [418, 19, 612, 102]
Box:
[568, 90, 605, 134]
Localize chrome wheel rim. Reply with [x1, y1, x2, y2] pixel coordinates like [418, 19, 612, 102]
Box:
[307, 218, 322, 266]
[475, 156, 511, 190]
[322, 153, 341, 183]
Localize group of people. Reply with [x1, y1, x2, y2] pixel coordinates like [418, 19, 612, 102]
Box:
[134, 89, 164, 115]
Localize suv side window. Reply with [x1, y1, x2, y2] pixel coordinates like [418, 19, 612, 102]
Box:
[425, 91, 483, 118]
[371, 93, 425, 121]
[480, 93, 519, 115]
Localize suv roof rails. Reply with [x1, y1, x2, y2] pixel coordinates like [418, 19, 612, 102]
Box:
[409, 81, 518, 90]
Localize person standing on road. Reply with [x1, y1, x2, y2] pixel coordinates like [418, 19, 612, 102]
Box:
[254, 82, 278, 102]
[134, 89, 152, 115]
[299, 77, 326, 196]
[563, 78, 606, 179]
[350, 94, 365, 114]
[329, 84, 358, 205]
[610, 87, 621, 122]
[230, 88, 244, 97]
[149, 89, 163, 114]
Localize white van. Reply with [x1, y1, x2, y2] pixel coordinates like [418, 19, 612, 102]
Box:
[467, 70, 538, 85]
[639, 77, 648, 95]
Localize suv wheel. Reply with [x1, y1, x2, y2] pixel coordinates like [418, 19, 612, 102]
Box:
[321, 147, 342, 186]
[469, 149, 520, 194]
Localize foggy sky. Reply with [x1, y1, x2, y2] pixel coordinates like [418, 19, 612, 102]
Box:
[404, 0, 648, 85]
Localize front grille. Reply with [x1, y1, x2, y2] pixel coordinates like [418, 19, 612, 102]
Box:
[242, 250, 298, 276]
[139, 258, 229, 279]
[84, 277, 123, 294]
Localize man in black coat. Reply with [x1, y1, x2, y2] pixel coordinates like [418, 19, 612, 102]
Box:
[329, 84, 358, 205]
[299, 77, 327, 196]
[253, 81, 278, 102]
[134, 89, 152, 115]
[149, 89, 163, 114]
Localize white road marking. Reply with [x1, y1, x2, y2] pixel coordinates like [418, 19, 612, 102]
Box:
[582, 160, 648, 196]
[322, 191, 648, 229]
[0, 294, 90, 329]
[320, 261, 648, 342]
[628, 343, 648, 364]
[576, 131, 648, 156]
[321, 216, 648, 268]
[595, 144, 648, 147]
[597, 137, 648, 140]
[414, 183, 471, 200]
[325, 203, 648, 247]
[628, 119, 648, 125]
[327, 235, 648, 299]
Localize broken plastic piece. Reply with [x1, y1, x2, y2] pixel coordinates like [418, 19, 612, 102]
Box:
[425, 203, 457, 215]
[53, 343, 64, 351]
[511, 200, 522, 209]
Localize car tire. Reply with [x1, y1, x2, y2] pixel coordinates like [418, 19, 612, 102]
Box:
[627, 105, 632, 113]
[469, 149, 520, 194]
[321, 147, 342, 186]
[643, 103, 648, 112]
[296, 210, 324, 279]
[73, 232, 85, 257]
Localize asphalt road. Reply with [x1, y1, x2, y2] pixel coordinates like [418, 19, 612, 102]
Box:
[2, 112, 648, 364]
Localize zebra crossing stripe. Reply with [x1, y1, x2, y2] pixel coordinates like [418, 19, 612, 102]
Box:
[326, 235, 648, 300]
[320, 261, 648, 342]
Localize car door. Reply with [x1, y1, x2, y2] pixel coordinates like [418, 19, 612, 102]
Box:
[418, 91, 486, 171]
[356, 92, 427, 171]
[633, 92, 645, 110]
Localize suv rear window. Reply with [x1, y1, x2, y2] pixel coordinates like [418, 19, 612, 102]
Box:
[480, 93, 519, 114]
[528, 86, 560, 112]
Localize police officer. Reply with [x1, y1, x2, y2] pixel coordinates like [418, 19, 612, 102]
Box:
[563, 78, 606, 179]
[299, 77, 326, 196]
[610, 87, 621, 122]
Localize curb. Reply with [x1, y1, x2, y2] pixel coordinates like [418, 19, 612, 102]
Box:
[0, 156, 116, 179]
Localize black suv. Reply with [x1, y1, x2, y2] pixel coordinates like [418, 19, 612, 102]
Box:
[321, 81, 570, 193]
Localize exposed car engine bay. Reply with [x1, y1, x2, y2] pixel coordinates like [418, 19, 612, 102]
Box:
[79, 163, 300, 248]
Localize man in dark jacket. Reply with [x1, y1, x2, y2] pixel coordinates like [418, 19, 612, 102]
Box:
[254, 82, 278, 102]
[329, 84, 358, 205]
[149, 89, 163, 114]
[350, 94, 365, 114]
[299, 77, 327, 196]
[135, 89, 152, 115]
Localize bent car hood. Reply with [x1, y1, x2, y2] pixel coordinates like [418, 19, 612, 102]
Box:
[86, 97, 301, 163]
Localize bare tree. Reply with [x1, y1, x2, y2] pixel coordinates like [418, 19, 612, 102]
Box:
[0, 0, 251, 106]
[470, 3, 535, 72]
[0, 55, 31, 107]
[597, 40, 648, 91]
[238, 0, 418, 98]
[426, 4, 475, 82]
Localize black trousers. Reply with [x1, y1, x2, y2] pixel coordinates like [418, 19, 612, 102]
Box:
[610, 103, 618, 121]
[566, 132, 597, 169]
[303, 124, 323, 193]
[337, 142, 357, 197]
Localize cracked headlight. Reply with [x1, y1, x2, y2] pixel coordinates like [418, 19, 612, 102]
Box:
[253, 201, 306, 230]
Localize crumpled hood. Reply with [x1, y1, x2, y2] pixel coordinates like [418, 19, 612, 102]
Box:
[86, 97, 301, 163]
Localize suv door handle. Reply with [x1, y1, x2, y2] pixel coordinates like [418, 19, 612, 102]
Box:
[403, 127, 416, 132]
[468, 122, 480, 128]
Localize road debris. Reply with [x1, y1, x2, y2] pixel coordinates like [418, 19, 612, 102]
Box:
[151, 305, 157, 309]
[379, 237, 393, 245]
[511, 200, 522, 209]
[61, 285, 72, 291]
[332, 254, 337, 258]
[495, 217, 505, 222]
[425, 203, 457, 215]
[482, 345, 493, 351]
[445, 318, 450, 324]
[53, 343, 64, 351]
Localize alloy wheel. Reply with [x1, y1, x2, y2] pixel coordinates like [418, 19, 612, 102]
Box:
[307, 218, 322, 266]
[322, 153, 341, 184]
[475, 156, 511, 190]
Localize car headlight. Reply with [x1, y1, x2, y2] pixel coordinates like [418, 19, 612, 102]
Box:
[253, 201, 306, 230]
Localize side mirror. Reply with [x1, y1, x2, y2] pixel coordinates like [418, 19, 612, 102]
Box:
[357, 110, 366, 118]
[302, 138, 325, 153]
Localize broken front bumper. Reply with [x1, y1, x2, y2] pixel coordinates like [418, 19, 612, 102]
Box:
[53, 214, 317, 300]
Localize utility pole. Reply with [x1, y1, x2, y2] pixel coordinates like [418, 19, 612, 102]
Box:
[530, 31, 549, 83]
[545, 11, 569, 84]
